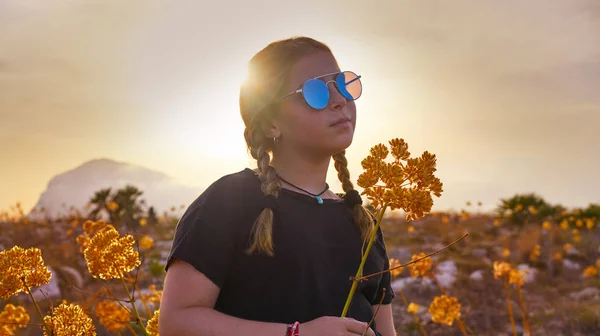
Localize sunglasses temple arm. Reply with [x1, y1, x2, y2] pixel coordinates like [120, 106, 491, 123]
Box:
[345, 75, 361, 85]
[280, 89, 303, 99]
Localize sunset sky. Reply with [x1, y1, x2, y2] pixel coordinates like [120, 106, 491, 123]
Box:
[1, 0, 599, 213]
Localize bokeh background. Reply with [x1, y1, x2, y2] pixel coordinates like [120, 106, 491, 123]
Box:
[2, 0, 599, 214]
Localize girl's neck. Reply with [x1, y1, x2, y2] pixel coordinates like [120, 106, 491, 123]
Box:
[270, 149, 331, 196]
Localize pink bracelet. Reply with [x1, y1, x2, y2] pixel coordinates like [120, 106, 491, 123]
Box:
[286, 321, 300, 336]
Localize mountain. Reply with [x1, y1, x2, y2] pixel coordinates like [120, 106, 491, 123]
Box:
[29, 158, 202, 218]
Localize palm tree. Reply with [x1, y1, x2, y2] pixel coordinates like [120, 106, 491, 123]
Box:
[88, 188, 112, 220]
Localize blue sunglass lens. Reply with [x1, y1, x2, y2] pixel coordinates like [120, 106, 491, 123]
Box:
[302, 79, 329, 109]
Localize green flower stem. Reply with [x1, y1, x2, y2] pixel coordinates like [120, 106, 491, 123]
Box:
[120, 277, 149, 336]
[341, 203, 388, 317]
[24, 284, 52, 335]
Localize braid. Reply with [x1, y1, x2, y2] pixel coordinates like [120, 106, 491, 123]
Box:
[333, 150, 374, 239]
[239, 37, 335, 256]
[246, 139, 280, 256]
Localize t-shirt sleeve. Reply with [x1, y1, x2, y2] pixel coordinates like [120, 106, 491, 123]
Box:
[164, 178, 242, 289]
[370, 225, 396, 305]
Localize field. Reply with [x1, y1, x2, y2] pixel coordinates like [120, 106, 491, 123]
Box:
[1, 192, 599, 336]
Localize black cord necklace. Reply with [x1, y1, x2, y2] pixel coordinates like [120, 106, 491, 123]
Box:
[276, 174, 329, 205]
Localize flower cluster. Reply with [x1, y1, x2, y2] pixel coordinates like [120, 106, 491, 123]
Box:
[146, 309, 160, 336]
[493, 261, 526, 287]
[409, 253, 433, 278]
[583, 265, 598, 278]
[388, 258, 404, 278]
[94, 301, 130, 332]
[529, 244, 541, 262]
[508, 269, 525, 287]
[139, 235, 155, 250]
[76, 220, 116, 253]
[83, 226, 140, 280]
[0, 246, 52, 299]
[357, 139, 443, 220]
[43, 302, 95, 336]
[141, 284, 163, 305]
[407, 302, 420, 314]
[428, 295, 462, 326]
[493, 261, 512, 279]
[0, 304, 30, 335]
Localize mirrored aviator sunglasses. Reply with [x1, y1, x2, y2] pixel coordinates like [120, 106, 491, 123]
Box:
[280, 71, 363, 110]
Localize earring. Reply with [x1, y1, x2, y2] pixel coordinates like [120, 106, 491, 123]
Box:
[273, 137, 280, 145]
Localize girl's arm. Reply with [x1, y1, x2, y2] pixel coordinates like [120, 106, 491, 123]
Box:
[373, 304, 397, 336]
[159, 259, 288, 336]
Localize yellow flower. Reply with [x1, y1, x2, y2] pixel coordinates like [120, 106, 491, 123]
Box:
[554, 252, 563, 260]
[442, 216, 450, 224]
[407, 225, 415, 233]
[459, 210, 469, 220]
[493, 261, 512, 279]
[493, 219, 501, 227]
[560, 220, 569, 230]
[43, 302, 95, 336]
[139, 235, 155, 250]
[508, 269, 525, 287]
[528, 205, 537, 215]
[139, 218, 148, 227]
[586, 218, 594, 229]
[572, 228, 579, 235]
[141, 285, 163, 305]
[357, 139, 443, 220]
[147, 310, 160, 336]
[95, 301, 130, 332]
[407, 302, 420, 314]
[514, 204, 523, 212]
[428, 295, 461, 326]
[501, 249, 510, 258]
[529, 244, 541, 261]
[563, 243, 573, 251]
[389, 258, 404, 278]
[542, 221, 551, 230]
[573, 235, 581, 243]
[0, 304, 30, 335]
[82, 220, 109, 236]
[583, 266, 598, 278]
[0, 246, 52, 299]
[576, 219, 583, 228]
[409, 253, 432, 278]
[83, 227, 140, 279]
[107, 201, 119, 211]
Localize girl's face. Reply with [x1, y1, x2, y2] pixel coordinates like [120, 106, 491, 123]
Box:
[272, 51, 357, 157]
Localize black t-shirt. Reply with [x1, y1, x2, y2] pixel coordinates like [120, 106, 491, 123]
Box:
[165, 168, 395, 330]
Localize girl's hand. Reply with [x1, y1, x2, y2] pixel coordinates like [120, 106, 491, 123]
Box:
[300, 316, 376, 336]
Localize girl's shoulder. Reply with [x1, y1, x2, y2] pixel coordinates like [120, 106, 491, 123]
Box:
[181, 168, 263, 221]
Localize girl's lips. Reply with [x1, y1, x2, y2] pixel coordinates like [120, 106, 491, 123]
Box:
[330, 118, 351, 127]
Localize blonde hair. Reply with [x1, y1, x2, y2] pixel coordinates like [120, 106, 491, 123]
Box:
[239, 36, 374, 256]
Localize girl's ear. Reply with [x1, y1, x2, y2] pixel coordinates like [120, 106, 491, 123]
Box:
[260, 119, 281, 140]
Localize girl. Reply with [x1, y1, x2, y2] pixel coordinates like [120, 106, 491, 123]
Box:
[159, 36, 396, 336]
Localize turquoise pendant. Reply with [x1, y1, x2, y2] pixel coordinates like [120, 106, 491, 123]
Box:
[315, 195, 323, 204]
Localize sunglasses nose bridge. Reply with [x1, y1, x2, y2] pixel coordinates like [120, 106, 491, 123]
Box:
[324, 80, 347, 108]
